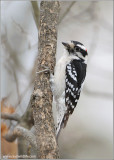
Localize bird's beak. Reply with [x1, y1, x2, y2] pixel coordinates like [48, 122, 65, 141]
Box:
[62, 42, 69, 48]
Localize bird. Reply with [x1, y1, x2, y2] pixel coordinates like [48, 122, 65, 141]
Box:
[50, 40, 88, 139]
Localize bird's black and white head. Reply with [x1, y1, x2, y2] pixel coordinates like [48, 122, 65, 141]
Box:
[62, 40, 88, 61]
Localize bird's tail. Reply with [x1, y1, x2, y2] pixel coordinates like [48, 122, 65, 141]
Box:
[56, 119, 64, 141]
[56, 108, 72, 140]
[55, 101, 65, 140]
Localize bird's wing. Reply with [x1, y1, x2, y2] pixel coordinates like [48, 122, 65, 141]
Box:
[56, 60, 87, 138]
[63, 59, 86, 127]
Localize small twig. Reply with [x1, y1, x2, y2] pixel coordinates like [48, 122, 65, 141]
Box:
[12, 19, 29, 35]
[4, 126, 37, 149]
[36, 69, 50, 74]
[1, 113, 21, 121]
[13, 69, 20, 102]
[2, 28, 27, 75]
[15, 78, 34, 110]
[59, 2, 76, 24]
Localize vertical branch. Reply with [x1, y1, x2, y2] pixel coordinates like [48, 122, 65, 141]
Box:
[32, 1, 60, 159]
[31, 1, 40, 30]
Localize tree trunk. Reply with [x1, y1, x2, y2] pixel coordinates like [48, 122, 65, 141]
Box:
[32, 1, 60, 159]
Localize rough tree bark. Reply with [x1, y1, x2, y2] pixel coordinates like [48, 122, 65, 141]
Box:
[31, 1, 60, 159]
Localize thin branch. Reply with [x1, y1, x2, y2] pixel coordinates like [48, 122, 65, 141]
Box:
[31, 1, 40, 30]
[27, 144, 32, 156]
[13, 69, 20, 102]
[59, 2, 76, 24]
[1, 113, 21, 121]
[21, 95, 34, 128]
[4, 126, 37, 149]
[2, 28, 27, 75]
[15, 78, 34, 109]
[61, 2, 95, 25]
[12, 19, 30, 35]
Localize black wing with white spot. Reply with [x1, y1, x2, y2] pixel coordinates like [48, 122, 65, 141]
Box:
[63, 59, 87, 127]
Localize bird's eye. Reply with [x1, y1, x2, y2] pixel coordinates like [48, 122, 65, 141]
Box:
[75, 47, 80, 52]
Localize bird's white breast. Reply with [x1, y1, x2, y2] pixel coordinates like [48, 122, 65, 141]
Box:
[53, 51, 79, 99]
[54, 55, 67, 98]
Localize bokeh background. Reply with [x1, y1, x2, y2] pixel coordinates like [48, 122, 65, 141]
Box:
[1, 1, 113, 159]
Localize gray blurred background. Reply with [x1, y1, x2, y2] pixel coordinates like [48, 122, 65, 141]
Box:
[1, 1, 113, 159]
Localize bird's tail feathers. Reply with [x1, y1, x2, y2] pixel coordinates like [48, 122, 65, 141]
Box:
[56, 119, 64, 141]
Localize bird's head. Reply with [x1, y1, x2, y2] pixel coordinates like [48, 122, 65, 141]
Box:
[62, 40, 88, 60]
